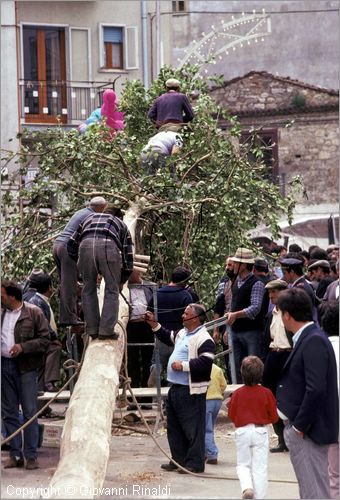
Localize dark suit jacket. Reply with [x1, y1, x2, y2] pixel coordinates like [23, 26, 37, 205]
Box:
[276, 323, 338, 445]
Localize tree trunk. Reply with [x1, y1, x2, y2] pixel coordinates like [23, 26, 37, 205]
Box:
[49, 203, 142, 499]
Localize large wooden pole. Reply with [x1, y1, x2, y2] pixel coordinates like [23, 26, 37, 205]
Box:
[48, 203, 143, 499]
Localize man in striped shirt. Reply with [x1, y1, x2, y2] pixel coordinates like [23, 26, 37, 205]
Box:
[67, 211, 133, 340]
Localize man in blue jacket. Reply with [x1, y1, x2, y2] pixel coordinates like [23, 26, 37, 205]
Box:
[276, 288, 338, 499]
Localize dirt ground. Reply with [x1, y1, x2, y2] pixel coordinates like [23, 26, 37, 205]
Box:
[1, 403, 299, 500]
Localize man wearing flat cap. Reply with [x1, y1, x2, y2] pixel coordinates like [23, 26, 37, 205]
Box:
[53, 197, 107, 326]
[147, 78, 194, 132]
[262, 279, 291, 453]
[308, 260, 334, 301]
[225, 248, 265, 383]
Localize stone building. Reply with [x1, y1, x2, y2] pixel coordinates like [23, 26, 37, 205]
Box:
[210, 71, 339, 247]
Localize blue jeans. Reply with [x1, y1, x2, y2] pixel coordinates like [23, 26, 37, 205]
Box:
[166, 385, 206, 471]
[205, 399, 222, 460]
[1, 357, 39, 460]
[231, 329, 262, 384]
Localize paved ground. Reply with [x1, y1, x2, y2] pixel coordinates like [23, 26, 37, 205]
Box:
[1, 404, 299, 499]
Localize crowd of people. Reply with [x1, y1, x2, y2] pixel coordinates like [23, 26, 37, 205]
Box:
[1, 77, 339, 500]
[2, 228, 338, 499]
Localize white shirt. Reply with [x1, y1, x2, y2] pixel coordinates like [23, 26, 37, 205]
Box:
[129, 287, 148, 320]
[269, 307, 291, 349]
[142, 131, 183, 155]
[1, 305, 23, 358]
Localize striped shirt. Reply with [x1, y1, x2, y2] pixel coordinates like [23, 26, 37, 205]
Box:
[235, 273, 265, 319]
[67, 213, 134, 279]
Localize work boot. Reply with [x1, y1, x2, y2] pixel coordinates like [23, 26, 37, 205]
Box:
[161, 462, 178, 471]
[270, 442, 288, 453]
[25, 458, 39, 470]
[4, 456, 24, 468]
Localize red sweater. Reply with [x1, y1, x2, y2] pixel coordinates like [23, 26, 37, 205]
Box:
[228, 385, 279, 427]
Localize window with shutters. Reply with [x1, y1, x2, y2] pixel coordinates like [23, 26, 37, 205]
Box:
[99, 24, 139, 71]
[103, 26, 123, 69]
[172, 1, 188, 12]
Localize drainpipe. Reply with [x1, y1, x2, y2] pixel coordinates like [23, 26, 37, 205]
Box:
[14, 0, 24, 218]
[141, 0, 149, 88]
[155, 0, 160, 77]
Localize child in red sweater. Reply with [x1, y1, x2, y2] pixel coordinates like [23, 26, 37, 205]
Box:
[228, 356, 278, 499]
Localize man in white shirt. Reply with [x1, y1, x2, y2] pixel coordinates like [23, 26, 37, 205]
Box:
[126, 270, 155, 408]
[261, 279, 290, 453]
[1, 280, 49, 470]
[141, 130, 183, 175]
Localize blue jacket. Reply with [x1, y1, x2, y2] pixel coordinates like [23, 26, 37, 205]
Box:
[277, 323, 338, 445]
[28, 293, 57, 340]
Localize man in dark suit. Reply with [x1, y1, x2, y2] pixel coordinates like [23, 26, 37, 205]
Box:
[276, 288, 338, 499]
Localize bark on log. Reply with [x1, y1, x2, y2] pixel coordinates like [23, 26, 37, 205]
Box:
[48, 203, 143, 499]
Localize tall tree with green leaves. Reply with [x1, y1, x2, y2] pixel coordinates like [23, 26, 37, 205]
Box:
[1, 64, 299, 306]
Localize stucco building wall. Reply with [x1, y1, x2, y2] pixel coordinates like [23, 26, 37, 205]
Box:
[173, 0, 339, 89]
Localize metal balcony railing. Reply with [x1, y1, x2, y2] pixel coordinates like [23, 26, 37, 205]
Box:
[19, 80, 115, 125]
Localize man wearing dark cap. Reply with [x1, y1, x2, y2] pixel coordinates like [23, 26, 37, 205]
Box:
[262, 279, 290, 453]
[307, 260, 334, 301]
[253, 258, 271, 284]
[280, 256, 316, 306]
[147, 78, 194, 132]
[323, 260, 339, 302]
[53, 197, 107, 326]
[22, 269, 45, 302]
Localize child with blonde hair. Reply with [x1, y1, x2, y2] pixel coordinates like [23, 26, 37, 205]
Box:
[205, 363, 227, 464]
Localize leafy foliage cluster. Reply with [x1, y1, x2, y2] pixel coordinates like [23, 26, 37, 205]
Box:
[1, 64, 299, 308]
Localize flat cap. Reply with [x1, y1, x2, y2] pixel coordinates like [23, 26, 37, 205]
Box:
[254, 258, 269, 270]
[165, 78, 180, 88]
[308, 259, 331, 271]
[28, 268, 45, 284]
[265, 279, 288, 290]
[280, 257, 304, 267]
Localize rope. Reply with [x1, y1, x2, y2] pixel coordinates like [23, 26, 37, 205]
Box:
[1, 330, 89, 447]
[115, 321, 293, 482]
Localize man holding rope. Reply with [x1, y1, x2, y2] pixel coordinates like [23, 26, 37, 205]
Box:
[145, 303, 215, 474]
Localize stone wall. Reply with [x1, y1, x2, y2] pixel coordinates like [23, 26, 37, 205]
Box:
[279, 119, 339, 205]
[211, 72, 339, 114]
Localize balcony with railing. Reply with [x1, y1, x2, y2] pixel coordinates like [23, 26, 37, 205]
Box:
[19, 79, 115, 127]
